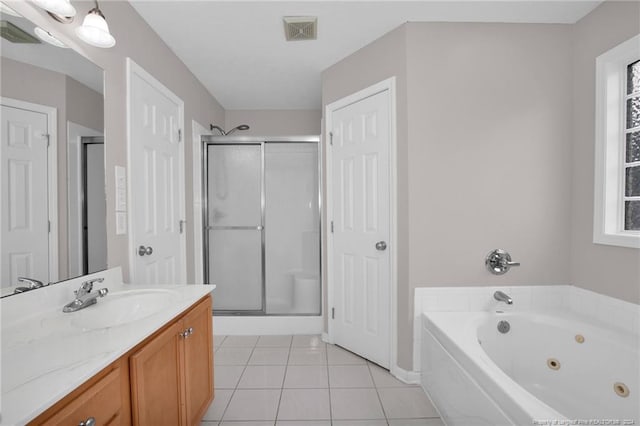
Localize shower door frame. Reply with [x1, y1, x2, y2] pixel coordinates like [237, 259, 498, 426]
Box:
[201, 135, 322, 316]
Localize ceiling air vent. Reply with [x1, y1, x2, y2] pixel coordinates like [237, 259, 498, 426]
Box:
[283, 16, 317, 41]
[0, 20, 40, 44]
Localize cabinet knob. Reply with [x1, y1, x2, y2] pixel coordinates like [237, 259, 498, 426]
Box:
[178, 327, 193, 339]
[178, 327, 195, 339]
[79, 417, 96, 426]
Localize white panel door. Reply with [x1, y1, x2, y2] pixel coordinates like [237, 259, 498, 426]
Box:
[129, 64, 185, 285]
[0, 105, 49, 286]
[330, 90, 391, 368]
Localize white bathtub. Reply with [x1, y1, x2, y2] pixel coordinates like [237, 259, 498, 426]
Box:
[421, 309, 640, 425]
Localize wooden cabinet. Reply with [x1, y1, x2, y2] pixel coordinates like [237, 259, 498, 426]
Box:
[29, 295, 213, 426]
[31, 358, 131, 426]
[182, 297, 214, 425]
[130, 296, 213, 426]
[129, 321, 184, 425]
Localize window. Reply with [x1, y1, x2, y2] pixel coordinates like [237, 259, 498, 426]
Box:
[624, 60, 640, 230]
[594, 34, 640, 248]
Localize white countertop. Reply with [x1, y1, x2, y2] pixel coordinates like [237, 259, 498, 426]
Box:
[0, 268, 215, 425]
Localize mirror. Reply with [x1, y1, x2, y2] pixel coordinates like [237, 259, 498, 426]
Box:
[0, 7, 106, 297]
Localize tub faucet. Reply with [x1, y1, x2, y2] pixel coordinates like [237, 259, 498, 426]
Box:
[494, 291, 513, 305]
[62, 278, 108, 313]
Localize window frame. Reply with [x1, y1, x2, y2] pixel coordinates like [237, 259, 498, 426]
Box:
[594, 34, 640, 249]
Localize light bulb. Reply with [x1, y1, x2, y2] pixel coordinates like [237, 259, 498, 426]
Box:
[31, 0, 75, 18]
[34, 27, 68, 48]
[75, 9, 115, 48]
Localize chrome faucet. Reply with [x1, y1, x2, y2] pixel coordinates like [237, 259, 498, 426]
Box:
[62, 278, 108, 313]
[485, 249, 521, 275]
[494, 290, 513, 305]
[13, 277, 46, 294]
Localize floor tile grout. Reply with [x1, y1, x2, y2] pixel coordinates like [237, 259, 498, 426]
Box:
[218, 338, 259, 422]
[210, 335, 441, 425]
[368, 360, 391, 425]
[324, 341, 333, 424]
[272, 335, 294, 422]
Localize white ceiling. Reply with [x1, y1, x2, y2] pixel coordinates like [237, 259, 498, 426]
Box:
[130, 1, 601, 110]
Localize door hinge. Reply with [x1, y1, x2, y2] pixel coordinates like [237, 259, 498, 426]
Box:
[44, 134, 50, 147]
[329, 131, 333, 146]
[331, 307, 335, 320]
[330, 221, 334, 233]
[178, 129, 182, 142]
[179, 220, 186, 234]
[48, 220, 51, 233]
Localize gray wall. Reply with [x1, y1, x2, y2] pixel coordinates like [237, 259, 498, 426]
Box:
[404, 22, 574, 370]
[322, 25, 410, 343]
[66, 76, 104, 132]
[406, 22, 573, 287]
[323, 2, 640, 371]
[225, 110, 321, 136]
[570, 1, 640, 304]
[12, 1, 225, 282]
[1, 57, 103, 280]
[323, 22, 575, 370]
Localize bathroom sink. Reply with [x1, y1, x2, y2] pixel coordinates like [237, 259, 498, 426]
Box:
[70, 289, 181, 329]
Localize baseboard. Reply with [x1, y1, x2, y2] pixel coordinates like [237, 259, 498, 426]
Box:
[213, 316, 323, 335]
[390, 364, 421, 385]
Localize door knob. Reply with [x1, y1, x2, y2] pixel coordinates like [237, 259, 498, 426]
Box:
[375, 241, 387, 251]
[138, 245, 153, 256]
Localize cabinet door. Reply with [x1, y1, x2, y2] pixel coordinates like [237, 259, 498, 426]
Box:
[182, 296, 213, 426]
[130, 321, 184, 426]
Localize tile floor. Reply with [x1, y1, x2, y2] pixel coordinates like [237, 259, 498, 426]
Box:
[202, 335, 444, 426]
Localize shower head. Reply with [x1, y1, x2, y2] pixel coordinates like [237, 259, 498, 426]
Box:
[209, 123, 250, 136]
[210, 124, 226, 135]
[225, 124, 250, 135]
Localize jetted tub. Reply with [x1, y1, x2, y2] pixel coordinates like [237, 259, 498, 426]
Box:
[421, 309, 639, 425]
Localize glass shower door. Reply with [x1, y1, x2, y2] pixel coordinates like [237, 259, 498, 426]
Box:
[206, 144, 264, 312]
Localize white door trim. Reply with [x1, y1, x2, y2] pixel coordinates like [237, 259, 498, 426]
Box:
[67, 121, 103, 277]
[192, 120, 211, 284]
[325, 77, 398, 372]
[125, 58, 186, 284]
[0, 97, 59, 283]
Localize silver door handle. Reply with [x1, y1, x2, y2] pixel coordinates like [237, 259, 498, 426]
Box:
[138, 245, 153, 256]
[375, 241, 387, 251]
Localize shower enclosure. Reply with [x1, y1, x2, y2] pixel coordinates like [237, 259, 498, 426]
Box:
[202, 136, 321, 315]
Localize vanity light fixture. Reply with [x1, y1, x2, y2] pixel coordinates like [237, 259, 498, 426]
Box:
[34, 26, 67, 48]
[31, 0, 76, 23]
[75, 0, 115, 48]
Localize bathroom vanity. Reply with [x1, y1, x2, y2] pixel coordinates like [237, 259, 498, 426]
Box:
[0, 268, 215, 426]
